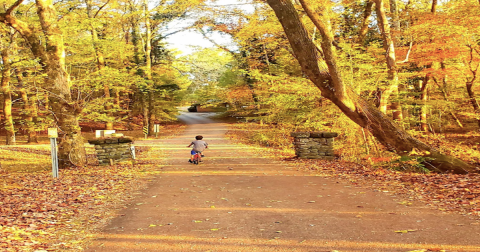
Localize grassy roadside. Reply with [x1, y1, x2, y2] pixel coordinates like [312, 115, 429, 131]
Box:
[0, 124, 186, 251]
[226, 122, 480, 221]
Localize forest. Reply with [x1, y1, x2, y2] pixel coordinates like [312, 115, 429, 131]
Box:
[2, 0, 480, 250]
[0, 0, 480, 173]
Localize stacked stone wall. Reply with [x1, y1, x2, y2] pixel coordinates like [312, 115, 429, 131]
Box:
[88, 137, 134, 165]
[291, 132, 337, 160]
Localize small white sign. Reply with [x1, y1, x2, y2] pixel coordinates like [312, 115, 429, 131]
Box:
[104, 130, 116, 137]
[95, 130, 116, 138]
[48, 128, 58, 138]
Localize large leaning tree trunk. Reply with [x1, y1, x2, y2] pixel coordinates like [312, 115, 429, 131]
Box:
[266, 0, 476, 174]
[1, 0, 86, 168]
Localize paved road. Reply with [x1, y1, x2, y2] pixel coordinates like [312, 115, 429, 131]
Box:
[86, 112, 480, 252]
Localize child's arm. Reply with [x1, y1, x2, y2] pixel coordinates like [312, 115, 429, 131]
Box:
[187, 142, 193, 148]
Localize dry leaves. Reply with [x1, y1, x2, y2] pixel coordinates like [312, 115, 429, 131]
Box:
[295, 159, 480, 219]
[0, 146, 161, 251]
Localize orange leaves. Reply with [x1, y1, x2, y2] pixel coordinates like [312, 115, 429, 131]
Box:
[226, 86, 254, 103]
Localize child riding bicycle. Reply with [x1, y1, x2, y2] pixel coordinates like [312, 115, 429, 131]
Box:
[187, 135, 208, 163]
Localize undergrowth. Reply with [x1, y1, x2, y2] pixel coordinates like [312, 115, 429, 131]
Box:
[226, 119, 480, 173]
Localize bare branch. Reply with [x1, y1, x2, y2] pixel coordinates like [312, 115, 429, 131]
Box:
[162, 27, 190, 38]
[94, 0, 112, 18]
[397, 41, 413, 63]
[197, 28, 236, 55]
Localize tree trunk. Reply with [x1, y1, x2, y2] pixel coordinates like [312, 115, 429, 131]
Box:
[465, 45, 480, 128]
[144, 0, 155, 137]
[144, 0, 152, 81]
[431, 0, 438, 13]
[35, 0, 86, 167]
[389, 0, 405, 124]
[374, 0, 402, 121]
[432, 72, 464, 128]
[358, 0, 374, 44]
[2, 0, 86, 167]
[1, 45, 15, 145]
[16, 70, 38, 143]
[86, 0, 113, 130]
[466, 81, 480, 128]
[44, 91, 49, 112]
[131, 16, 143, 66]
[142, 92, 149, 135]
[266, 0, 474, 174]
[419, 79, 429, 132]
[148, 92, 155, 137]
[389, 0, 400, 47]
[114, 89, 120, 106]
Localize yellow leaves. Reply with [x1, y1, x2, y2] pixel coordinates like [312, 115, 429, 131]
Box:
[408, 148, 431, 157]
[394, 229, 417, 233]
[398, 201, 413, 206]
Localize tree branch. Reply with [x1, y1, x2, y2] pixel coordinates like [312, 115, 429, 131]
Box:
[5, 0, 25, 16]
[197, 28, 236, 55]
[94, 0, 111, 18]
[162, 27, 191, 38]
[397, 41, 413, 63]
[297, 0, 349, 107]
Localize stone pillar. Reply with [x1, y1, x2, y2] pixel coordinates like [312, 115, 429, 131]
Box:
[291, 132, 338, 160]
[88, 137, 134, 165]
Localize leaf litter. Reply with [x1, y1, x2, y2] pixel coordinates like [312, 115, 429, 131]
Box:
[0, 146, 166, 251]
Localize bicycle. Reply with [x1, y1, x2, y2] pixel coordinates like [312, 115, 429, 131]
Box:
[192, 151, 202, 165]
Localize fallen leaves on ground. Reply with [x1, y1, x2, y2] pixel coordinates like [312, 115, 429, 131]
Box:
[295, 159, 480, 219]
[226, 126, 480, 220]
[0, 124, 186, 251]
[1, 169, 128, 249]
[0, 146, 162, 251]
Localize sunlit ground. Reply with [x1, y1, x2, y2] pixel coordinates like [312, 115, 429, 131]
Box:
[0, 145, 97, 172]
[0, 145, 51, 172]
[92, 233, 480, 251]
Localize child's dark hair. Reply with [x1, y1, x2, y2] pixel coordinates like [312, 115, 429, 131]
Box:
[195, 135, 203, 140]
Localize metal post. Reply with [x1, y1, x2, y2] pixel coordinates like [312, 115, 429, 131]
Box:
[48, 128, 59, 178]
[50, 138, 59, 178]
[130, 146, 136, 160]
[154, 124, 159, 138]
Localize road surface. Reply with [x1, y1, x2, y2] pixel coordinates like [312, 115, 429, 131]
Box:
[86, 112, 480, 252]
